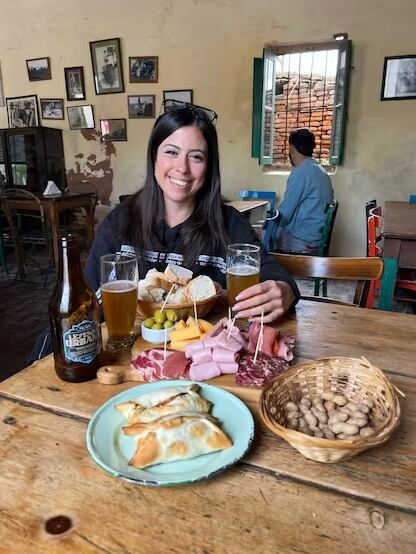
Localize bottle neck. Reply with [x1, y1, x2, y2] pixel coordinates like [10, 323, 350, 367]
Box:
[59, 236, 84, 289]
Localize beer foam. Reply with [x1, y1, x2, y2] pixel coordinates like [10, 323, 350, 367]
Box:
[101, 280, 137, 292]
[227, 265, 259, 276]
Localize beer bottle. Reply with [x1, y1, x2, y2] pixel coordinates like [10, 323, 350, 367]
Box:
[49, 235, 102, 382]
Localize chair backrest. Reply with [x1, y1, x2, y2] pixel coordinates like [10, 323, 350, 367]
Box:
[240, 190, 276, 217]
[319, 200, 338, 255]
[409, 195, 416, 204]
[271, 252, 397, 310]
[3, 187, 46, 222]
[367, 205, 382, 258]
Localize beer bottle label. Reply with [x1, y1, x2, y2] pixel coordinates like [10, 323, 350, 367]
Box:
[63, 320, 101, 364]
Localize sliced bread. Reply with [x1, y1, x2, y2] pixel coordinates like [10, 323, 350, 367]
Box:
[164, 264, 193, 285]
[184, 275, 217, 302]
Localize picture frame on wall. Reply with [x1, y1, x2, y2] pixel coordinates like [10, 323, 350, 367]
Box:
[65, 66, 86, 101]
[26, 57, 51, 81]
[381, 55, 416, 101]
[129, 56, 158, 83]
[90, 38, 124, 95]
[67, 105, 95, 130]
[40, 98, 64, 120]
[6, 94, 39, 128]
[100, 118, 127, 141]
[128, 95, 155, 118]
[163, 89, 193, 106]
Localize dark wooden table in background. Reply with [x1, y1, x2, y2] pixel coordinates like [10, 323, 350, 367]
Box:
[383, 201, 416, 269]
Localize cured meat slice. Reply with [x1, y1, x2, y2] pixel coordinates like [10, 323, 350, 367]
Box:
[236, 351, 290, 388]
[130, 349, 190, 382]
[218, 362, 238, 374]
[189, 361, 221, 381]
[247, 322, 295, 361]
[192, 347, 213, 365]
[212, 347, 236, 363]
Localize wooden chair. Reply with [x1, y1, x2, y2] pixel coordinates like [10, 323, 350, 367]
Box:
[271, 253, 398, 310]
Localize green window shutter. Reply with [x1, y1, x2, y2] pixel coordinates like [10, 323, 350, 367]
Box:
[251, 58, 263, 158]
[260, 49, 276, 165]
[330, 40, 352, 165]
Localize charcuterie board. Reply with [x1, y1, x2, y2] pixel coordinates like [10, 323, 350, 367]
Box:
[96, 361, 262, 405]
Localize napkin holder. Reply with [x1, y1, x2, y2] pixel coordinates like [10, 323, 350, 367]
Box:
[43, 181, 62, 196]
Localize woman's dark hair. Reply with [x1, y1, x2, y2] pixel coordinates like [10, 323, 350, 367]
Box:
[289, 128, 316, 157]
[123, 107, 228, 267]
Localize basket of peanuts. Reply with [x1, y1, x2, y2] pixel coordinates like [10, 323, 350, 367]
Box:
[259, 357, 401, 463]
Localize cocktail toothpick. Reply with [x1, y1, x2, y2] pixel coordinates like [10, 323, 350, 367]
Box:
[193, 296, 198, 325]
[228, 307, 232, 327]
[160, 284, 175, 313]
[164, 327, 168, 361]
[227, 315, 237, 340]
[253, 310, 264, 364]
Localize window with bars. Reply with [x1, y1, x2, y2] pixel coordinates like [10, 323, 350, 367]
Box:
[252, 39, 352, 168]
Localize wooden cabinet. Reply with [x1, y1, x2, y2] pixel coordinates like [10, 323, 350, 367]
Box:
[0, 126, 66, 193]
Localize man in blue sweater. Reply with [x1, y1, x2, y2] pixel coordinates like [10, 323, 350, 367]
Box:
[276, 128, 334, 252]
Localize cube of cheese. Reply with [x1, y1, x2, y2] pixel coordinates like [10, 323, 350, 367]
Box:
[170, 334, 207, 352]
[169, 324, 201, 342]
[175, 319, 186, 331]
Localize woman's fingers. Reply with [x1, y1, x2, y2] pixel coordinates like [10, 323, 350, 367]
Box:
[231, 280, 296, 322]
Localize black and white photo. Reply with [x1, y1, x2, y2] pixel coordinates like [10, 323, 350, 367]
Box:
[90, 38, 124, 94]
[67, 105, 95, 130]
[0, 63, 4, 107]
[163, 89, 193, 107]
[100, 118, 127, 141]
[6, 95, 39, 128]
[26, 57, 51, 81]
[40, 98, 64, 120]
[65, 66, 86, 101]
[381, 55, 416, 101]
[129, 56, 158, 83]
[128, 95, 155, 118]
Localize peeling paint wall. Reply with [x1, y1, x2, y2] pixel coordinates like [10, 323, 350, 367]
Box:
[1, 0, 415, 255]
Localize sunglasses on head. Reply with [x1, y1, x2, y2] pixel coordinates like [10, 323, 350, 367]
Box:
[161, 99, 218, 125]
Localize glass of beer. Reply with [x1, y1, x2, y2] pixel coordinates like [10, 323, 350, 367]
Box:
[226, 243, 260, 307]
[100, 253, 138, 350]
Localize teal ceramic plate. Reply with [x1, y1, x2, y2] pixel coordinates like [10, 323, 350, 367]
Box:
[86, 380, 255, 486]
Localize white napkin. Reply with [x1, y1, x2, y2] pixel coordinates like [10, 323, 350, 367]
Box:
[43, 181, 62, 196]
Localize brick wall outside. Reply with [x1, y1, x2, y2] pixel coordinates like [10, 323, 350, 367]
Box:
[273, 75, 335, 166]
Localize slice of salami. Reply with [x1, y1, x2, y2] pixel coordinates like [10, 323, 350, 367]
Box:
[236, 351, 290, 387]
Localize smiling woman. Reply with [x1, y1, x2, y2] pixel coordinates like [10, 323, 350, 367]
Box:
[84, 104, 300, 323]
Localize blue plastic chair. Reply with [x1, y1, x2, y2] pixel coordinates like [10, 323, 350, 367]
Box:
[409, 195, 416, 204]
[239, 190, 277, 218]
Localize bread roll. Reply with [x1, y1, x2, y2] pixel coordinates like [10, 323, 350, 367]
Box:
[185, 275, 216, 302]
[164, 264, 193, 285]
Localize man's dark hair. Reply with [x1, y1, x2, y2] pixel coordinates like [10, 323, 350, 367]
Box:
[289, 128, 316, 157]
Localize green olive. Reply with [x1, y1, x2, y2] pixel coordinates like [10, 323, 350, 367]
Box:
[151, 323, 163, 330]
[165, 309, 178, 322]
[153, 310, 167, 324]
[143, 318, 155, 329]
[163, 320, 174, 329]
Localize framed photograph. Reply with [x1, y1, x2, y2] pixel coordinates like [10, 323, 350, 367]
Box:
[67, 105, 95, 130]
[163, 89, 193, 105]
[65, 66, 86, 101]
[0, 63, 4, 107]
[381, 55, 416, 101]
[128, 95, 155, 119]
[129, 56, 158, 83]
[40, 98, 64, 120]
[6, 94, 39, 128]
[26, 57, 51, 81]
[100, 118, 127, 141]
[90, 38, 124, 95]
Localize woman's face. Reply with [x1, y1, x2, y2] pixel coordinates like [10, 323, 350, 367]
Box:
[154, 125, 208, 207]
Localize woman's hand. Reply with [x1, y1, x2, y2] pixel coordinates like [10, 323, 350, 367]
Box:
[231, 280, 296, 323]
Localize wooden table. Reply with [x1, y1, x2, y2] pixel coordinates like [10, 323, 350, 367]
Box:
[7, 191, 96, 270]
[383, 201, 416, 269]
[227, 200, 269, 226]
[1, 300, 416, 553]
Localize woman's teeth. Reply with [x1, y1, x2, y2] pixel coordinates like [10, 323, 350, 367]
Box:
[170, 177, 189, 187]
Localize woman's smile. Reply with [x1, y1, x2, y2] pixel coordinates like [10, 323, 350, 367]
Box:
[155, 125, 208, 207]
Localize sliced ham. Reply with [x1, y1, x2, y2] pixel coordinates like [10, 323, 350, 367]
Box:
[189, 361, 221, 381]
[130, 349, 190, 382]
[218, 362, 239, 374]
[185, 341, 205, 358]
[192, 347, 213, 365]
[215, 331, 243, 352]
[212, 347, 236, 364]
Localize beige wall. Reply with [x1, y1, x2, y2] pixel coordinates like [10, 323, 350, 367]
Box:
[1, 0, 416, 255]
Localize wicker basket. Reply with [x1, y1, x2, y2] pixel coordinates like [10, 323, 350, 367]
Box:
[137, 282, 223, 321]
[259, 357, 401, 463]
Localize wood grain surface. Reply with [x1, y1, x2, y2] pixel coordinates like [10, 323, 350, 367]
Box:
[383, 201, 416, 239]
[0, 400, 415, 554]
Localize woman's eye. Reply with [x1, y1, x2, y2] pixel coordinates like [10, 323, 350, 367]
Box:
[164, 149, 178, 156]
[190, 153, 205, 162]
